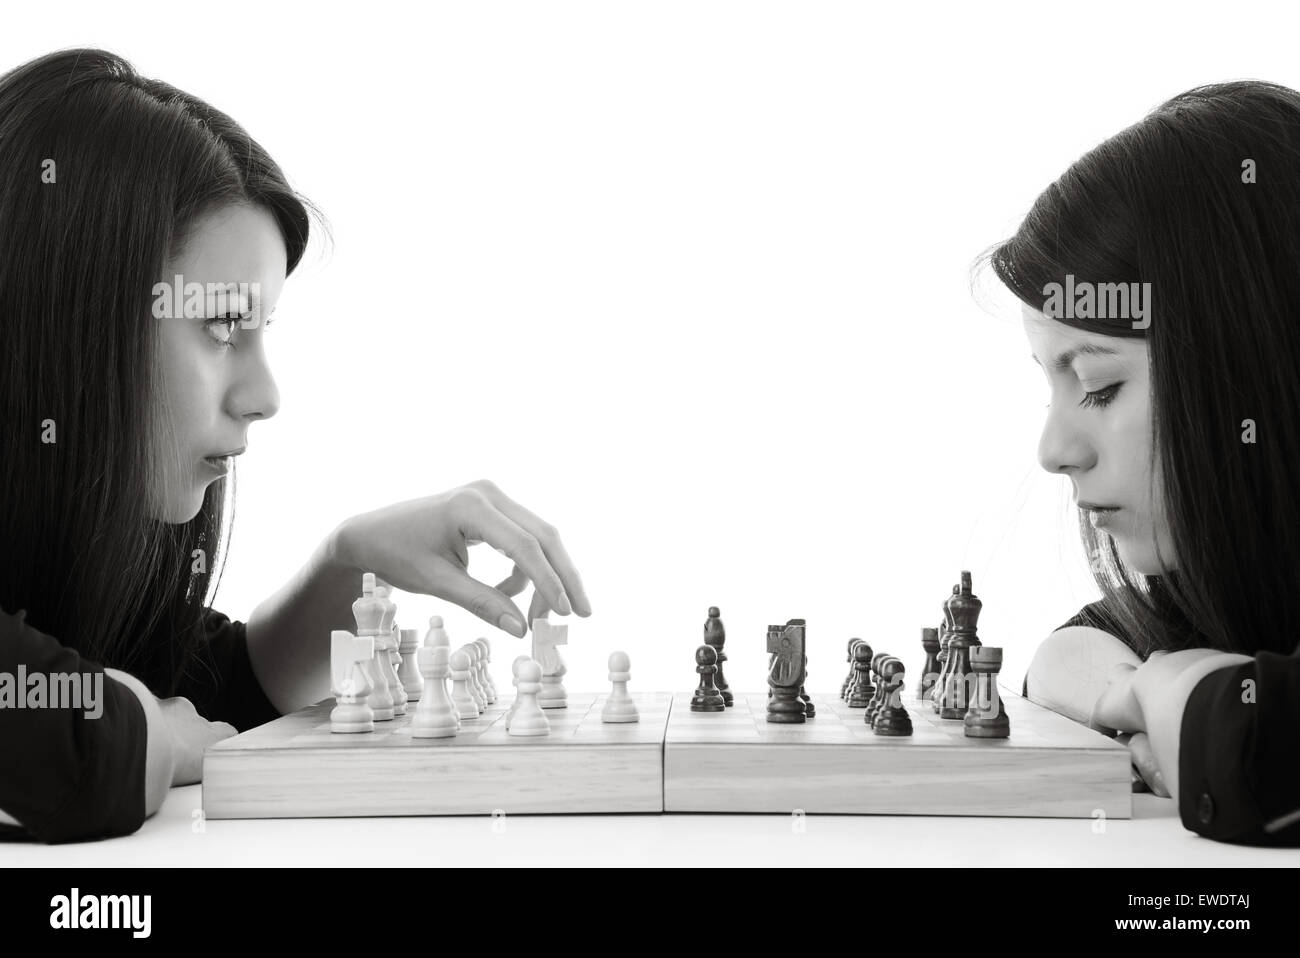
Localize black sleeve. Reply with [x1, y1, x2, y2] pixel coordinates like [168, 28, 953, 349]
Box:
[171, 609, 280, 732]
[0, 608, 147, 844]
[1177, 651, 1300, 845]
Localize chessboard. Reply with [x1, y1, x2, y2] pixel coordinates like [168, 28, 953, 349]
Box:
[664, 690, 1131, 818]
[202, 687, 1131, 821]
[202, 693, 673, 819]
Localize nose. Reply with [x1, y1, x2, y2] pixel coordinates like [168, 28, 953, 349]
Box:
[227, 336, 281, 424]
[1037, 401, 1096, 476]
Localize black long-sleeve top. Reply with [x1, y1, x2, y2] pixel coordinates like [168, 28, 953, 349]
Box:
[1052, 601, 1300, 845]
[0, 606, 279, 844]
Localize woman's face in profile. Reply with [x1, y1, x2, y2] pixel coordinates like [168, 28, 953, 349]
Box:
[1023, 304, 1174, 575]
[149, 203, 286, 523]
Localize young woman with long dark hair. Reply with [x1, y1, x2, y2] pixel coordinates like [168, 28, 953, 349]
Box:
[990, 81, 1300, 845]
[0, 49, 590, 843]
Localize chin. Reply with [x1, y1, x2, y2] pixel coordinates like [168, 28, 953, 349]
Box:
[1114, 538, 1172, 577]
[158, 490, 206, 525]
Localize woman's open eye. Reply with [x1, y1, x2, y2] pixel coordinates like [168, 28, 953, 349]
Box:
[205, 316, 240, 348]
[1080, 382, 1122, 409]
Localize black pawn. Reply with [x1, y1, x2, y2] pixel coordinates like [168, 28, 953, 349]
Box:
[704, 606, 733, 707]
[691, 645, 726, 712]
[873, 658, 913, 736]
[866, 652, 889, 725]
[841, 638, 862, 699]
[918, 627, 940, 701]
[845, 642, 874, 707]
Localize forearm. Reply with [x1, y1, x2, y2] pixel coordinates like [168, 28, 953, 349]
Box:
[1137, 653, 1253, 802]
[245, 524, 364, 714]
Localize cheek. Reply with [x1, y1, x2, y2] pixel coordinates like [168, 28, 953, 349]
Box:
[155, 327, 219, 450]
[1111, 388, 1156, 486]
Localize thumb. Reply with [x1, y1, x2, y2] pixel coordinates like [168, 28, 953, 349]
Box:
[436, 568, 528, 639]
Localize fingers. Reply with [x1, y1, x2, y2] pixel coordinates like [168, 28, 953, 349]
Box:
[467, 481, 592, 617]
[457, 492, 571, 616]
[526, 588, 550, 632]
[432, 563, 528, 639]
[494, 565, 531, 598]
[1127, 731, 1169, 798]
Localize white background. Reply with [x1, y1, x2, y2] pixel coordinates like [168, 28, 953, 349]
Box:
[5, 1, 1295, 695]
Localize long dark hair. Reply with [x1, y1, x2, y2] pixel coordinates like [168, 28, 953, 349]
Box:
[987, 81, 1300, 657]
[0, 49, 312, 691]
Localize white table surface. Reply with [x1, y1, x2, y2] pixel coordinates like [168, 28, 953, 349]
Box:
[1, 785, 1294, 866]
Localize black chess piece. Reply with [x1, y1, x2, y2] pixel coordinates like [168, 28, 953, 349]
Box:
[866, 652, 889, 726]
[964, 645, 1009, 739]
[933, 584, 958, 714]
[766, 619, 807, 724]
[799, 666, 815, 719]
[704, 606, 734, 707]
[918, 627, 940, 702]
[845, 642, 874, 707]
[939, 571, 983, 720]
[873, 658, 913, 736]
[691, 645, 726, 712]
[841, 638, 862, 699]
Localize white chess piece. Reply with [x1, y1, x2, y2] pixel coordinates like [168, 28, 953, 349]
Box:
[508, 659, 550, 737]
[478, 639, 496, 696]
[354, 573, 395, 721]
[461, 644, 488, 710]
[531, 618, 569, 709]
[398, 628, 423, 701]
[424, 615, 449, 649]
[424, 615, 459, 731]
[374, 584, 407, 716]
[449, 649, 480, 721]
[411, 645, 459, 738]
[601, 651, 639, 724]
[330, 630, 376, 733]
[473, 638, 497, 703]
[504, 655, 530, 731]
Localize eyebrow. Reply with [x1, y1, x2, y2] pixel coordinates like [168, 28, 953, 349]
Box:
[1030, 342, 1121, 370]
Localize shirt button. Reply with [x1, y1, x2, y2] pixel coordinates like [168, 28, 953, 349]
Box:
[1197, 793, 1215, 825]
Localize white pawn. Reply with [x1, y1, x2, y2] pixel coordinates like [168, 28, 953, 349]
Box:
[508, 659, 550, 737]
[449, 649, 480, 721]
[473, 638, 497, 703]
[601, 651, 639, 723]
[461, 644, 488, 711]
[398, 628, 423, 701]
[411, 645, 459, 738]
[504, 655, 530, 731]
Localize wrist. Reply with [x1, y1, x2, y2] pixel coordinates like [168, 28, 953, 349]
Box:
[106, 669, 176, 814]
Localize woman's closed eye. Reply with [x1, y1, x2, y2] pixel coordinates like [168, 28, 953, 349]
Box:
[1080, 382, 1123, 409]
